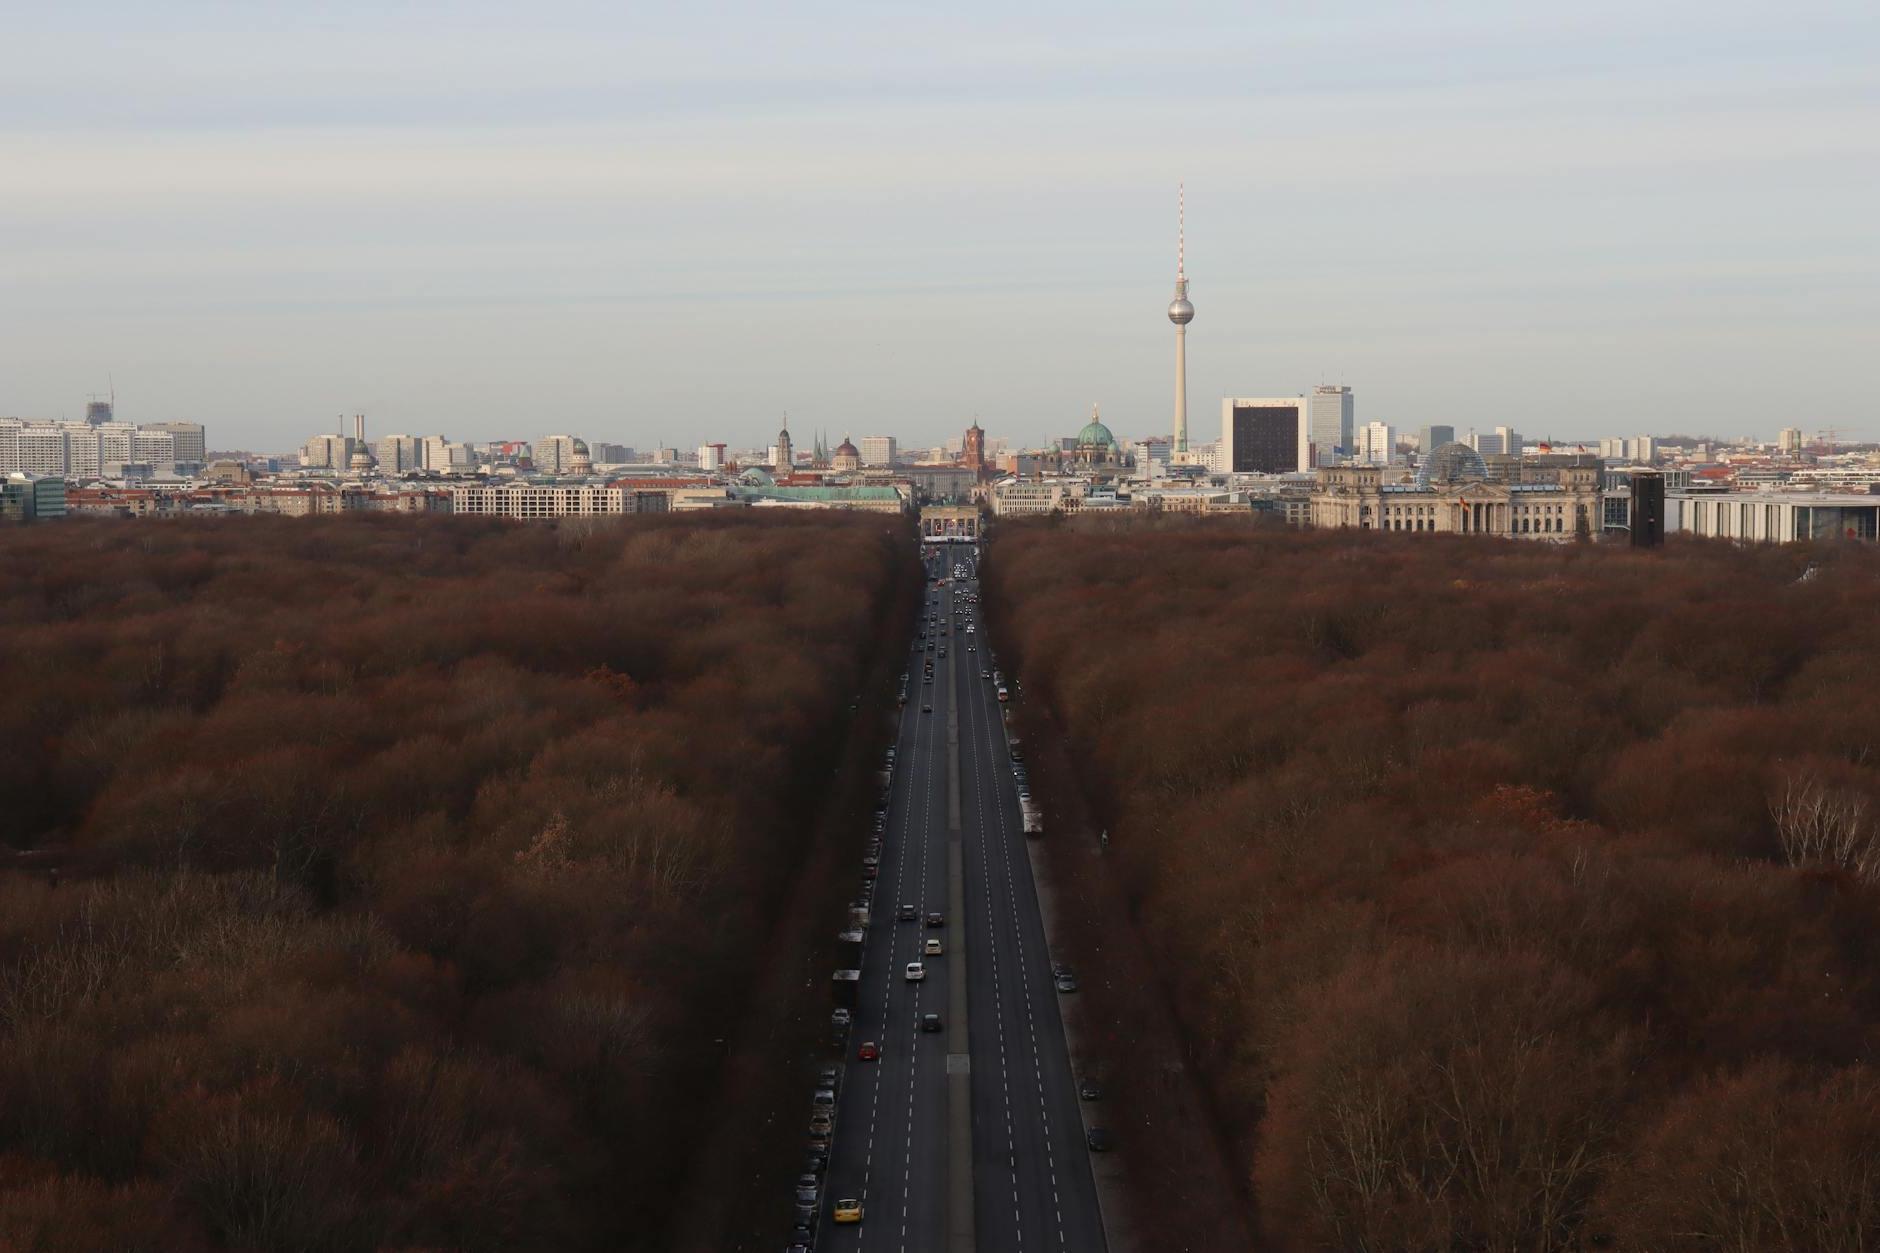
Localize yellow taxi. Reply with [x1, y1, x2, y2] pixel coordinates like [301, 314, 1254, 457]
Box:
[833, 1198, 864, 1224]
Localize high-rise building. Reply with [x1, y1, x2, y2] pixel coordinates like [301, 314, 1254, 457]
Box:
[1306, 386, 1355, 467]
[378, 435, 423, 473]
[593, 442, 632, 464]
[1168, 185, 1196, 456]
[697, 443, 727, 471]
[1221, 397, 1308, 474]
[143, 422, 207, 464]
[84, 399, 113, 426]
[1355, 421, 1396, 465]
[1778, 427, 1804, 454]
[533, 435, 581, 474]
[1473, 427, 1519, 457]
[862, 436, 900, 467]
[1417, 425, 1456, 456]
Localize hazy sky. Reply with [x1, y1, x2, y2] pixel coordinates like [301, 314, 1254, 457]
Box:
[3, 1, 1875, 452]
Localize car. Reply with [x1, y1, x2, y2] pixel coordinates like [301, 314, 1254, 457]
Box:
[968, 645, 976, 652]
[1056, 974, 1079, 992]
[831, 1008, 852, 1030]
[790, 1224, 815, 1245]
[833, 1199, 864, 1224]
[938, 649, 947, 658]
[796, 1184, 819, 1205]
[926, 912, 944, 928]
[818, 1064, 839, 1089]
[812, 1087, 835, 1110]
[862, 854, 879, 868]
[807, 1123, 832, 1144]
[788, 1244, 811, 1253]
[926, 643, 935, 651]
[862, 864, 878, 879]
[1079, 1079, 1102, 1101]
[921, 1013, 943, 1033]
[857, 1040, 879, 1061]
[921, 704, 932, 713]
[898, 904, 917, 921]
[1053, 962, 1072, 978]
[1086, 1127, 1114, 1152]
[924, 937, 943, 956]
[905, 961, 926, 982]
[804, 1150, 828, 1176]
[982, 670, 991, 679]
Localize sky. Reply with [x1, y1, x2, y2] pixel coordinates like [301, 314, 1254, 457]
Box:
[2, 0, 1876, 452]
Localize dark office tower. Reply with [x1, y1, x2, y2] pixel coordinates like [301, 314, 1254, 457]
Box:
[1632, 471, 1664, 548]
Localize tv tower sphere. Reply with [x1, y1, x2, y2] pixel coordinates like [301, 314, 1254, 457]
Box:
[1168, 293, 1194, 324]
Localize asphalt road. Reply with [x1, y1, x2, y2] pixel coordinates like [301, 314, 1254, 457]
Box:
[818, 543, 1105, 1253]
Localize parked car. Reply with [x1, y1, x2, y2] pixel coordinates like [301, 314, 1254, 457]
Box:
[1079, 1079, 1102, 1101]
[1056, 973, 1079, 993]
[1086, 1127, 1114, 1152]
[832, 1008, 852, 1031]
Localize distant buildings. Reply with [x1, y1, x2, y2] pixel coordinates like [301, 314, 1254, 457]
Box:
[0, 418, 205, 477]
[1416, 424, 1456, 456]
[453, 484, 669, 519]
[861, 436, 899, 467]
[832, 436, 862, 472]
[1472, 426, 1522, 456]
[532, 435, 582, 475]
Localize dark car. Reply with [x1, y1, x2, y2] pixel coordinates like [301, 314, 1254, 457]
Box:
[898, 904, 918, 922]
[1079, 1079, 1102, 1101]
[926, 912, 944, 928]
[1086, 1127, 1113, 1152]
[790, 1224, 815, 1244]
[921, 1013, 943, 1033]
[921, 704, 933, 713]
[1055, 973, 1079, 993]
[804, 1150, 828, 1175]
[796, 1185, 819, 1205]
[818, 1065, 839, 1090]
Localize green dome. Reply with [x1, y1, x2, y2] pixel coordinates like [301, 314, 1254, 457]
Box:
[1077, 418, 1116, 448]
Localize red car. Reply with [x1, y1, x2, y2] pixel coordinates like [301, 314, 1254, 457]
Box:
[857, 1040, 880, 1062]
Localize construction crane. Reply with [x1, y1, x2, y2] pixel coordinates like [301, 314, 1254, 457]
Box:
[1818, 427, 1846, 456]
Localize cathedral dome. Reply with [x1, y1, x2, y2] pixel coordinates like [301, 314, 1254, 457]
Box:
[1076, 416, 1117, 449]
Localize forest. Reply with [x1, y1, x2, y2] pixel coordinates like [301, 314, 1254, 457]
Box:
[0, 511, 911, 1250]
[984, 520, 1880, 1251]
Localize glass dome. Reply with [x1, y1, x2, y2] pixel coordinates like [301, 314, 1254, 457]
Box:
[1417, 441, 1488, 486]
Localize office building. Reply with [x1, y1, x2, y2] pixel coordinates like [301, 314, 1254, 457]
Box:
[1778, 427, 1805, 455]
[533, 435, 581, 475]
[697, 443, 727, 471]
[593, 442, 633, 464]
[1221, 397, 1308, 474]
[1355, 421, 1395, 465]
[1307, 385, 1355, 467]
[0, 473, 67, 521]
[142, 422, 207, 464]
[377, 435, 423, 474]
[1669, 491, 1879, 543]
[861, 436, 899, 467]
[1416, 425, 1456, 456]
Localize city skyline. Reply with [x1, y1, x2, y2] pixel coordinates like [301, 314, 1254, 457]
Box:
[3, 2, 1876, 451]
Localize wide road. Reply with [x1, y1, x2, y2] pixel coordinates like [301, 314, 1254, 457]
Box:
[819, 542, 1105, 1253]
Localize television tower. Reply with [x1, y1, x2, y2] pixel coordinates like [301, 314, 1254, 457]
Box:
[1168, 183, 1195, 455]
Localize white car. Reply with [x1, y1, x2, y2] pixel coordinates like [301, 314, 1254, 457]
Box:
[904, 961, 927, 982]
[924, 938, 944, 956]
